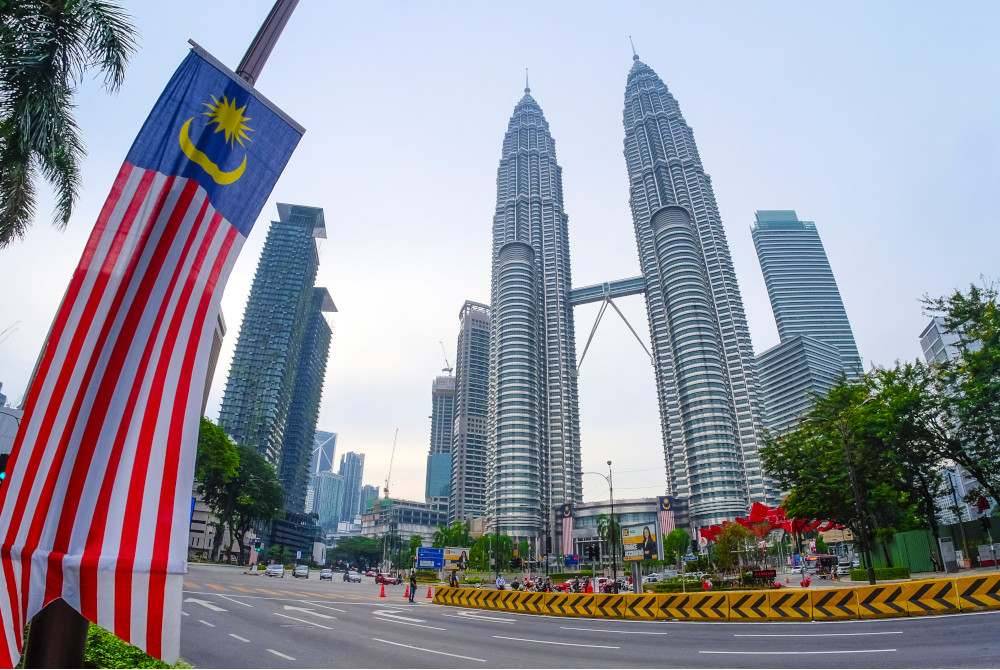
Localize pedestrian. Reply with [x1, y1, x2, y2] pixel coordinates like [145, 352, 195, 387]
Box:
[408, 572, 417, 603]
[496, 574, 506, 591]
[449, 571, 459, 588]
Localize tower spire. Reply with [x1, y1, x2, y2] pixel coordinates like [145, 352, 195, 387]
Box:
[628, 34, 639, 60]
[524, 67, 530, 94]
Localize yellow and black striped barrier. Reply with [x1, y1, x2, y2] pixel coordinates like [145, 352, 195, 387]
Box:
[433, 572, 1000, 623]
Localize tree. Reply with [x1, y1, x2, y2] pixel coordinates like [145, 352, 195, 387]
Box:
[432, 520, 471, 548]
[193, 418, 239, 561]
[925, 282, 1000, 505]
[469, 535, 491, 571]
[328, 536, 381, 567]
[713, 523, 752, 573]
[229, 444, 284, 564]
[0, 0, 137, 246]
[407, 534, 423, 566]
[662, 528, 691, 567]
[596, 513, 621, 566]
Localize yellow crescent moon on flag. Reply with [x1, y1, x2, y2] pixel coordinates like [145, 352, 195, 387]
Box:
[178, 118, 247, 185]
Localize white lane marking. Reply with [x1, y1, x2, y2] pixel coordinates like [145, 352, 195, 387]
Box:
[373, 609, 426, 623]
[735, 631, 903, 638]
[302, 601, 347, 613]
[181, 611, 190, 617]
[229, 633, 250, 643]
[183, 590, 384, 606]
[373, 615, 446, 631]
[273, 612, 335, 630]
[372, 637, 486, 663]
[561, 626, 668, 635]
[492, 635, 620, 649]
[218, 594, 253, 607]
[442, 612, 515, 624]
[267, 649, 296, 661]
[701, 649, 897, 655]
[197, 619, 215, 628]
[184, 597, 227, 612]
[283, 604, 335, 619]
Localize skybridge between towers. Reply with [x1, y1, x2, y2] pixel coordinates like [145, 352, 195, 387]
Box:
[569, 275, 653, 374]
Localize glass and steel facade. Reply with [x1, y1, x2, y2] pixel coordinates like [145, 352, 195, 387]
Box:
[426, 374, 455, 512]
[756, 335, 845, 435]
[752, 210, 862, 377]
[449, 301, 491, 523]
[313, 470, 345, 532]
[311, 430, 337, 474]
[219, 204, 334, 514]
[622, 56, 767, 525]
[337, 451, 365, 523]
[487, 86, 582, 546]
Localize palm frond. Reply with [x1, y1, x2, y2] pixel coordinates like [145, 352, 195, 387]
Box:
[0, 130, 38, 247]
[76, 0, 137, 92]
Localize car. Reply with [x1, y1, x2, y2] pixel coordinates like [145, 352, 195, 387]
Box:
[344, 571, 362, 583]
[265, 564, 285, 578]
[375, 573, 402, 585]
[553, 580, 576, 593]
[319, 568, 334, 581]
[293, 565, 309, 579]
[364, 569, 376, 577]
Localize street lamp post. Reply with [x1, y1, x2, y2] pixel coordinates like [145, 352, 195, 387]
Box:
[583, 462, 618, 593]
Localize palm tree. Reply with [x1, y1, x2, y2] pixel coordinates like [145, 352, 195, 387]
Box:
[596, 513, 620, 565]
[0, 0, 137, 247]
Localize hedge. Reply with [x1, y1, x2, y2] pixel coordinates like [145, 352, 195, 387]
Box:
[849, 566, 911, 581]
[83, 624, 189, 668]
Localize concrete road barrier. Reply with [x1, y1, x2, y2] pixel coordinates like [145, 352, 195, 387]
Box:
[434, 572, 1000, 622]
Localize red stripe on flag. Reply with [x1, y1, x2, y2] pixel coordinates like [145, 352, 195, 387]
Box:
[43, 182, 205, 606]
[0, 164, 148, 636]
[147, 220, 234, 658]
[113, 181, 208, 641]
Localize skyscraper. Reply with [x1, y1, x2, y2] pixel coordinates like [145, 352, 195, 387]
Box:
[487, 82, 582, 547]
[622, 54, 767, 525]
[450, 301, 491, 523]
[359, 484, 379, 515]
[920, 316, 966, 365]
[752, 210, 862, 377]
[753, 211, 861, 439]
[219, 204, 329, 465]
[279, 287, 336, 512]
[311, 430, 338, 474]
[337, 451, 365, 523]
[426, 375, 455, 513]
[313, 470, 345, 532]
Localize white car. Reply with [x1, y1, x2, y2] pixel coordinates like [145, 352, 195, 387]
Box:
[344, 571, 362, 583]
[265, 564, 285, 578]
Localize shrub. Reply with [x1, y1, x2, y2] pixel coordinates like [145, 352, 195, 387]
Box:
[849, 566, 910, 581]
[413, 569, 438, 583]
[83, 624, 189, 668]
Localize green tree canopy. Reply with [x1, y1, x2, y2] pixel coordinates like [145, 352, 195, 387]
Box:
[0, 0, 137, 246]
[230, 444, 283, 564]
[713, 522, 752, 573]
[194, 418, 238, 561]
[328, 536, 381, 567]
[662, 528, 691, 565]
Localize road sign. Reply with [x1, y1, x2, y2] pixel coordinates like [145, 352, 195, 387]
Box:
[565, 554, 579, 566]
[683, 553, 696, 562]
[416, 547, 444, 569]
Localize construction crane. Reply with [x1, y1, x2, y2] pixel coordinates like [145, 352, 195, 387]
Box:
[438, 340, 453, 375]
[383, 427, 399, 499]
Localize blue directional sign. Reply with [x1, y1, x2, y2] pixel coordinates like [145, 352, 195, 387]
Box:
[416, 547, 444, 569]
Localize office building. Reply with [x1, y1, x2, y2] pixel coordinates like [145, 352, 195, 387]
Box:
[450, 301, 491, 523]
[311, 431, 338, 474]
[756, 335, 845, 435]
[920, 316, 969, 365]
[337, 451, 365, 523]
[752, 210, 862, 377]
[487, 81, 582, 547]
[313, 470, 345, 531]
[622, 54, 767, 524]
[218, 203, 329, 465]
[426, 374, 455, 512]
[279, 288, 336, 512]
[360, 484, 379, 515]
[360, 497, 446, 545]
[0, 382, 6, 408]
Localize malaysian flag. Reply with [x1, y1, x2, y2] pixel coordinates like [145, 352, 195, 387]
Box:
[654, 496, 677, 561]
[0, 45, 301, 666]
[559, 503, 574, 556]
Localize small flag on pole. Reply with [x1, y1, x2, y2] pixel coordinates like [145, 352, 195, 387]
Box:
[0, 44, 302, 666]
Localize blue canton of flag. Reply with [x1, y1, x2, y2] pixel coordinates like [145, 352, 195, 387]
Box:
[0, 44, 302, 668]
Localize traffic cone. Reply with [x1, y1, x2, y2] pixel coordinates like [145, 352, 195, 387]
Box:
[379, 583, 386, 598]
[426, 586, 433, 599]
[403, 584, 410, 600]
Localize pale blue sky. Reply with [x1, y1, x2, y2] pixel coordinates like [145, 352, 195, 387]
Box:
[0, 1, 997, 501]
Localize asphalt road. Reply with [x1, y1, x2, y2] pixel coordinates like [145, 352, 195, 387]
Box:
[181, 564, 1000, 668]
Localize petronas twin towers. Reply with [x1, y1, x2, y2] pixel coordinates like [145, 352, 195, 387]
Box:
[486, 53, 772, 547]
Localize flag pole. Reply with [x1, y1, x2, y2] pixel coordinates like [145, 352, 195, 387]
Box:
[22, 1, 298, 665]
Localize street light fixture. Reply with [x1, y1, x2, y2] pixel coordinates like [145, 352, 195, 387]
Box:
[583, 461, 618, 592]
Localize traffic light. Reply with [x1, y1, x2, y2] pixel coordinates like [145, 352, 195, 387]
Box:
[0, 453, 8, 486]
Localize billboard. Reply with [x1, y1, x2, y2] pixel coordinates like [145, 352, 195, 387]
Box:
[416, 547, 444, 569]
[621, 524, 659, 561]
[444, 546, 470, 571]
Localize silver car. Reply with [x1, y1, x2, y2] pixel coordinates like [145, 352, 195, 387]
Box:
[265, 564, 285, 578]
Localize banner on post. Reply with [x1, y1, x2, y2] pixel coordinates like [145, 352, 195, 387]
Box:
[0, 44, 302, 667]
